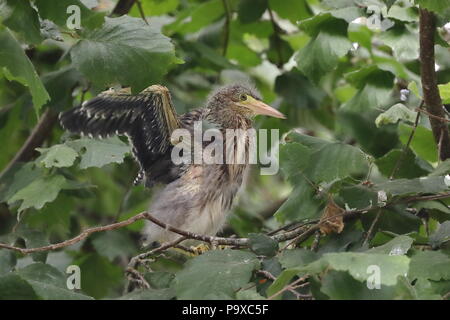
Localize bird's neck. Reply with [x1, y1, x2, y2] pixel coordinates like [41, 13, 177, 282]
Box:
[206, 107, 253, 130]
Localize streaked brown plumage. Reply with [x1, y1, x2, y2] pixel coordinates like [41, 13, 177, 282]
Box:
[59, 83, 285, 245]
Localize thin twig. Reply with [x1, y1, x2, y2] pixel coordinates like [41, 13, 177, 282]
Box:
[0, 108, 59, 180]
[111, 0, 136, 16]
[0, 212, 149, 254]
[257, 270, 309, 300]
[221, 0, 231, 56]
[136, 0, 148, 25]
[2, 192, 450, 255]
[389, 101, 423, 179]
[416, 108, 450, 123]
[267, 6, 284, 68]
[125, 267, 150, 289]
[362, 209, 382, 247]
[267, 276, 309, 300]
[128, 236, 187, 269]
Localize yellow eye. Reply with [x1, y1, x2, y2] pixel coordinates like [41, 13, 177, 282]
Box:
[240, 94, 247, 101]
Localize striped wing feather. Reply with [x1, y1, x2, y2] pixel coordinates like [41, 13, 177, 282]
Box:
[60, 85, 186, 186]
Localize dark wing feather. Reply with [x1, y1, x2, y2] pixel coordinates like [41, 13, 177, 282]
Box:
[59, 85, 184, 187]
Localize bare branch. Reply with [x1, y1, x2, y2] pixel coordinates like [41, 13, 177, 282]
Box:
[111, 0, 136, 16]
[389, 101, 423, 179]
[0, 109, 58, 180]
[0, 212, 149, 254]
[419, 9, 450, 160]
[1, 192, 449, 255]
[221, 0, 231, 56]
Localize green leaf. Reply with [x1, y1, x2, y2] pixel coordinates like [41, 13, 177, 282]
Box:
[0, 163, 44, 203]
[268, 0, 312, 23]
[236, 287, 265, 300]
[144, 271, 175, 289]
[375, 103, 417, 127]
[348, 23, 372, 50]
[130, 0, 179, 16]
[275, 71, 326, 109]
[67, 137, 130, 169]
[340, 185, 378, 209]
[379, 24, 419, 61]
[248, 233, 278, 257]
[408, 81, 422, 98]
[342, 68, 394, 112]
[17, 263, 65, 287]
[14, 263, 94, 300]
[36, 144, 78, 168]
[34, 0, 104, 30]
[274, 182, 322, 222]
[438, 82, 450, 104]
[367, 235, 414, 255]
[15, 225, 50, 263]
[320, 270, 396, 299]
[0, 250, 16, 275]
[296, 18, 352, 83]
[0, 0, 43, 44]
[305, 252, 410, 286]
[167, 0, 224, 34]
[409, 250, 450, 281]
[374, 176, 449, 196]
[0, 28, 50, 113]
[238, 0, 267, 24]
[286, 132, 369, 183]
[92, 230, 137, 260]
[174, 250, 259, 299]
[26, 279, 94, 300]
[71, 16, 177, 93]
[398, 123, 438, 163]
[266, 268, 302, 299]
[278, 249, 319, 269]
[119, 288, 175, 300]
[375, 149, 429, 179]
[279, 142, 311, 179]
[414, 0, 450, 13]
[430, 159, 450, 176]
[429, 221, 450, 249]
[0, 274, 38, 300]
[8, 175, 70, 211]
[383, 0, 397, 11]
[40, 67, 82, 111]
[75, 253, 122, 299]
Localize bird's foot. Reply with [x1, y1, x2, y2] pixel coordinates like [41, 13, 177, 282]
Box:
[189, 243, 211, 255]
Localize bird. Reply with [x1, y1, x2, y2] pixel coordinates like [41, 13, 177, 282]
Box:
[59, 83, 285, 246]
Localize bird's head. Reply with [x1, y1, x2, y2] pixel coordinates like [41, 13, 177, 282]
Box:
[207, 84, 286, 119]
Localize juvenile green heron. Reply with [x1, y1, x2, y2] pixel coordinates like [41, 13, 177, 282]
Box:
[60, 84, 285, 245]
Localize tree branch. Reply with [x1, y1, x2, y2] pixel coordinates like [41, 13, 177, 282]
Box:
[1, 192, 449, 255]
[0, 108, 58, 180]
[390, 101, 423, 179]
[221, 0, 231, 56]
[419, 9, 450, 160]
[111, 0, 136, 16]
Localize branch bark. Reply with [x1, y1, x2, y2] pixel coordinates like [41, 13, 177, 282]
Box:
[419, 9, 450, 160]
[111, 0, 136, 16]
[0, 108, 58, 180]
[1, 192, 449, 255]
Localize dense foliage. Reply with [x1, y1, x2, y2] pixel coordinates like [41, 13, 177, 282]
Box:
[0, 0, 450, 300]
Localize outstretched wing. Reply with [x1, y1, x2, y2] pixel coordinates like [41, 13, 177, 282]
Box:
[60, 85, 182, 186]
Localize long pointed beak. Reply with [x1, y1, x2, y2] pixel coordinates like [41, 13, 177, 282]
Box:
[239, 99, 286, 119]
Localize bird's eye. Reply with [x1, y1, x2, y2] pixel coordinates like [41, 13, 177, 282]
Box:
[240, 94, 247, 101]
